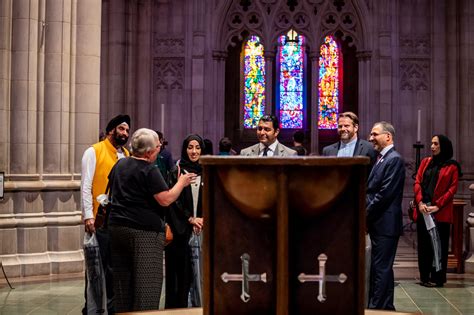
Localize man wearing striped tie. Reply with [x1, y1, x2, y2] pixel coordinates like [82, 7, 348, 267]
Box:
[240, 115, 297, 157]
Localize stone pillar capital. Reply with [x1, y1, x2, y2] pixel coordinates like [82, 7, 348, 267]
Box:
[212, 50, 228, 61]
[356, 50, 372, 61]
[264, 51, 275, 60]
[308, 51, 320, 62]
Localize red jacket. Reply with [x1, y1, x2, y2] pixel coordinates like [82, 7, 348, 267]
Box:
[413, 157, 459, 223]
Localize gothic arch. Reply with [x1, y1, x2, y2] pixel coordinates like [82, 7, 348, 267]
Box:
[213, 0, 372, 53]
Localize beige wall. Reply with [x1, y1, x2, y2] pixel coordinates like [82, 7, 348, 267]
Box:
[0, 0, 102, 277]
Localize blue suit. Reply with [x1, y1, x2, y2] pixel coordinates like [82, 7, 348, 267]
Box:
[366, 147, 405, 310]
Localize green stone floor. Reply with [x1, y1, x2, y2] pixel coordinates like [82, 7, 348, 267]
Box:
[0, 232, 473, 314]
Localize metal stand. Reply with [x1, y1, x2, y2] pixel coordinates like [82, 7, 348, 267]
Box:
[0, 261, 14, 289]
[412, 142, 424, 179]
[404, 142, 425, 232]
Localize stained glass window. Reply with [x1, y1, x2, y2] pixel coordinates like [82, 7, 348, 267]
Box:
[278, 30, 305, 129]
[243, 35, 266, 129]
[318, 35, 341, 129]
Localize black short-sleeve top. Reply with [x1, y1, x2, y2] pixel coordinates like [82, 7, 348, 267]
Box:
[108, 157, 169, 232]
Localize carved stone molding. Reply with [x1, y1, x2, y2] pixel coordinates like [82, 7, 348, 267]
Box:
[356, 50, 372, 61]
[154, 37, 185, 57]
[212, 50, 228, 61]
[400, 59, 430, 91]
[400, 37, 431, 57]
[220, 0, 364, 51]
[154, 58, 184, 90]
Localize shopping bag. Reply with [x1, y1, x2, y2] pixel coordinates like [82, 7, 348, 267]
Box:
[423, 213, 442, 272]
[188, 232, 202, 307]
[83, 233, 108, 314]
[365, 233, 371, 308]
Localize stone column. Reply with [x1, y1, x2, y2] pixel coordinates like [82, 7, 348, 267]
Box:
[1, 0, 85, 278]
[125, 1, 137, 119]
[309, 51, 319, 154]
[135, 0, 153, 128]
[43, 0, 73, 175]
[74, 0, 102, 169]
[446, 0, 459, 147]
[458, 0, 474, 177]
[102, 0, 126, 128]
[356, 50, 372, 136]
[212, 50, 227, 141]
[0, 0, 12, 172]
[99, 0, 109, 131]
[10, 0, 39, 176]
[264, 51, 274, 115]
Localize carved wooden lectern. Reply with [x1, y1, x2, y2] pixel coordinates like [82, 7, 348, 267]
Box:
[201, 156, 369, 315]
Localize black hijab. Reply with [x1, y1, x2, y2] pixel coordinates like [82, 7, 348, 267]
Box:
[432, 134, 462, 176]
[179, 134, 205, 175]
[421, 134, 462, 202]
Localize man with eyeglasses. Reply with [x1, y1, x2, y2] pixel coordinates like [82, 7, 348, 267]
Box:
[240, 115, 297, 157]
[366, 121, 405, 311]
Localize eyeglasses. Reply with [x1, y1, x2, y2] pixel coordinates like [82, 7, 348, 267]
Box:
[369, 132, 388, 137]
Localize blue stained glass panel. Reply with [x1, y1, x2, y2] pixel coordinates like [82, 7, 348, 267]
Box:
[278, 30, 305, 129]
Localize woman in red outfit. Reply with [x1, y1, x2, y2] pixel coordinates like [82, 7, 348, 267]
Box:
[413, 135, 461, 287]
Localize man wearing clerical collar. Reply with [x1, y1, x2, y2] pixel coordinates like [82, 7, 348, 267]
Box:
[240, 115, 297, 157]
[322, 112, 376, 165]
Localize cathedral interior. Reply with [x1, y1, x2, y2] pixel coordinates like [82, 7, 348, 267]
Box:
[0, 0, 474, 313]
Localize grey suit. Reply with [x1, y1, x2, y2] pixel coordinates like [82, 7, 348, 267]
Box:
[322, 138, 377, 165]
[240, 142, 297, 157]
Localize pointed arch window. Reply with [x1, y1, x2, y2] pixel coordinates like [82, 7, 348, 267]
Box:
[277, 30, 305, 129]
[243, 35, 266, 129]
[318, 35, 342, 129]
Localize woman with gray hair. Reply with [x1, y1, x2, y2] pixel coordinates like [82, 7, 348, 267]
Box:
[107, 128, 196, 312]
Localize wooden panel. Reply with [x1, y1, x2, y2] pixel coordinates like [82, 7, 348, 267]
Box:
[448, 200, 466, 273]
[201, 157, 369, 315]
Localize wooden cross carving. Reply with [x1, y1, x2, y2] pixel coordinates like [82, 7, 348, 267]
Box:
[298, 253, 347, 302]
[220, 253, 267, 303]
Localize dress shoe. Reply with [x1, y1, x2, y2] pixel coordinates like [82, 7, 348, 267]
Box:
[420, 281, 437, 287]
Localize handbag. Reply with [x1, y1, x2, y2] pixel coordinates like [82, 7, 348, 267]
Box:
[408, 200, 416, 222]
[165, 223, 173, 246]
[95, 181, 112, 229]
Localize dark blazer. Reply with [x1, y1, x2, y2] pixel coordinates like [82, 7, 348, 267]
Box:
[322, 138, 377, 164]
[366, 147, 405, 236]
[166, 167, 202, 237]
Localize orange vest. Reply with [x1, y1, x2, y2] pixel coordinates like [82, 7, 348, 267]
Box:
[91, 138, 129, 217]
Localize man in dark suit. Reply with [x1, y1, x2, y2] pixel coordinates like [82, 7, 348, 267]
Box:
[322, 112, 377, 166]
[366, 121, 405, 310]
[240, 115, 297, 156]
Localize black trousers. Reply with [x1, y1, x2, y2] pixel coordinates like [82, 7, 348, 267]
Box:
[165, 234, 192, 309]
[416, 218, 450, 285]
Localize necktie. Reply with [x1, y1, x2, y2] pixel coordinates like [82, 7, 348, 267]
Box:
[376, 153, 383, 163]
[262, 147, 269, 156]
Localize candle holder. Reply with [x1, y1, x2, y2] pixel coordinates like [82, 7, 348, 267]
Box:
[412, 142, 424, 179]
